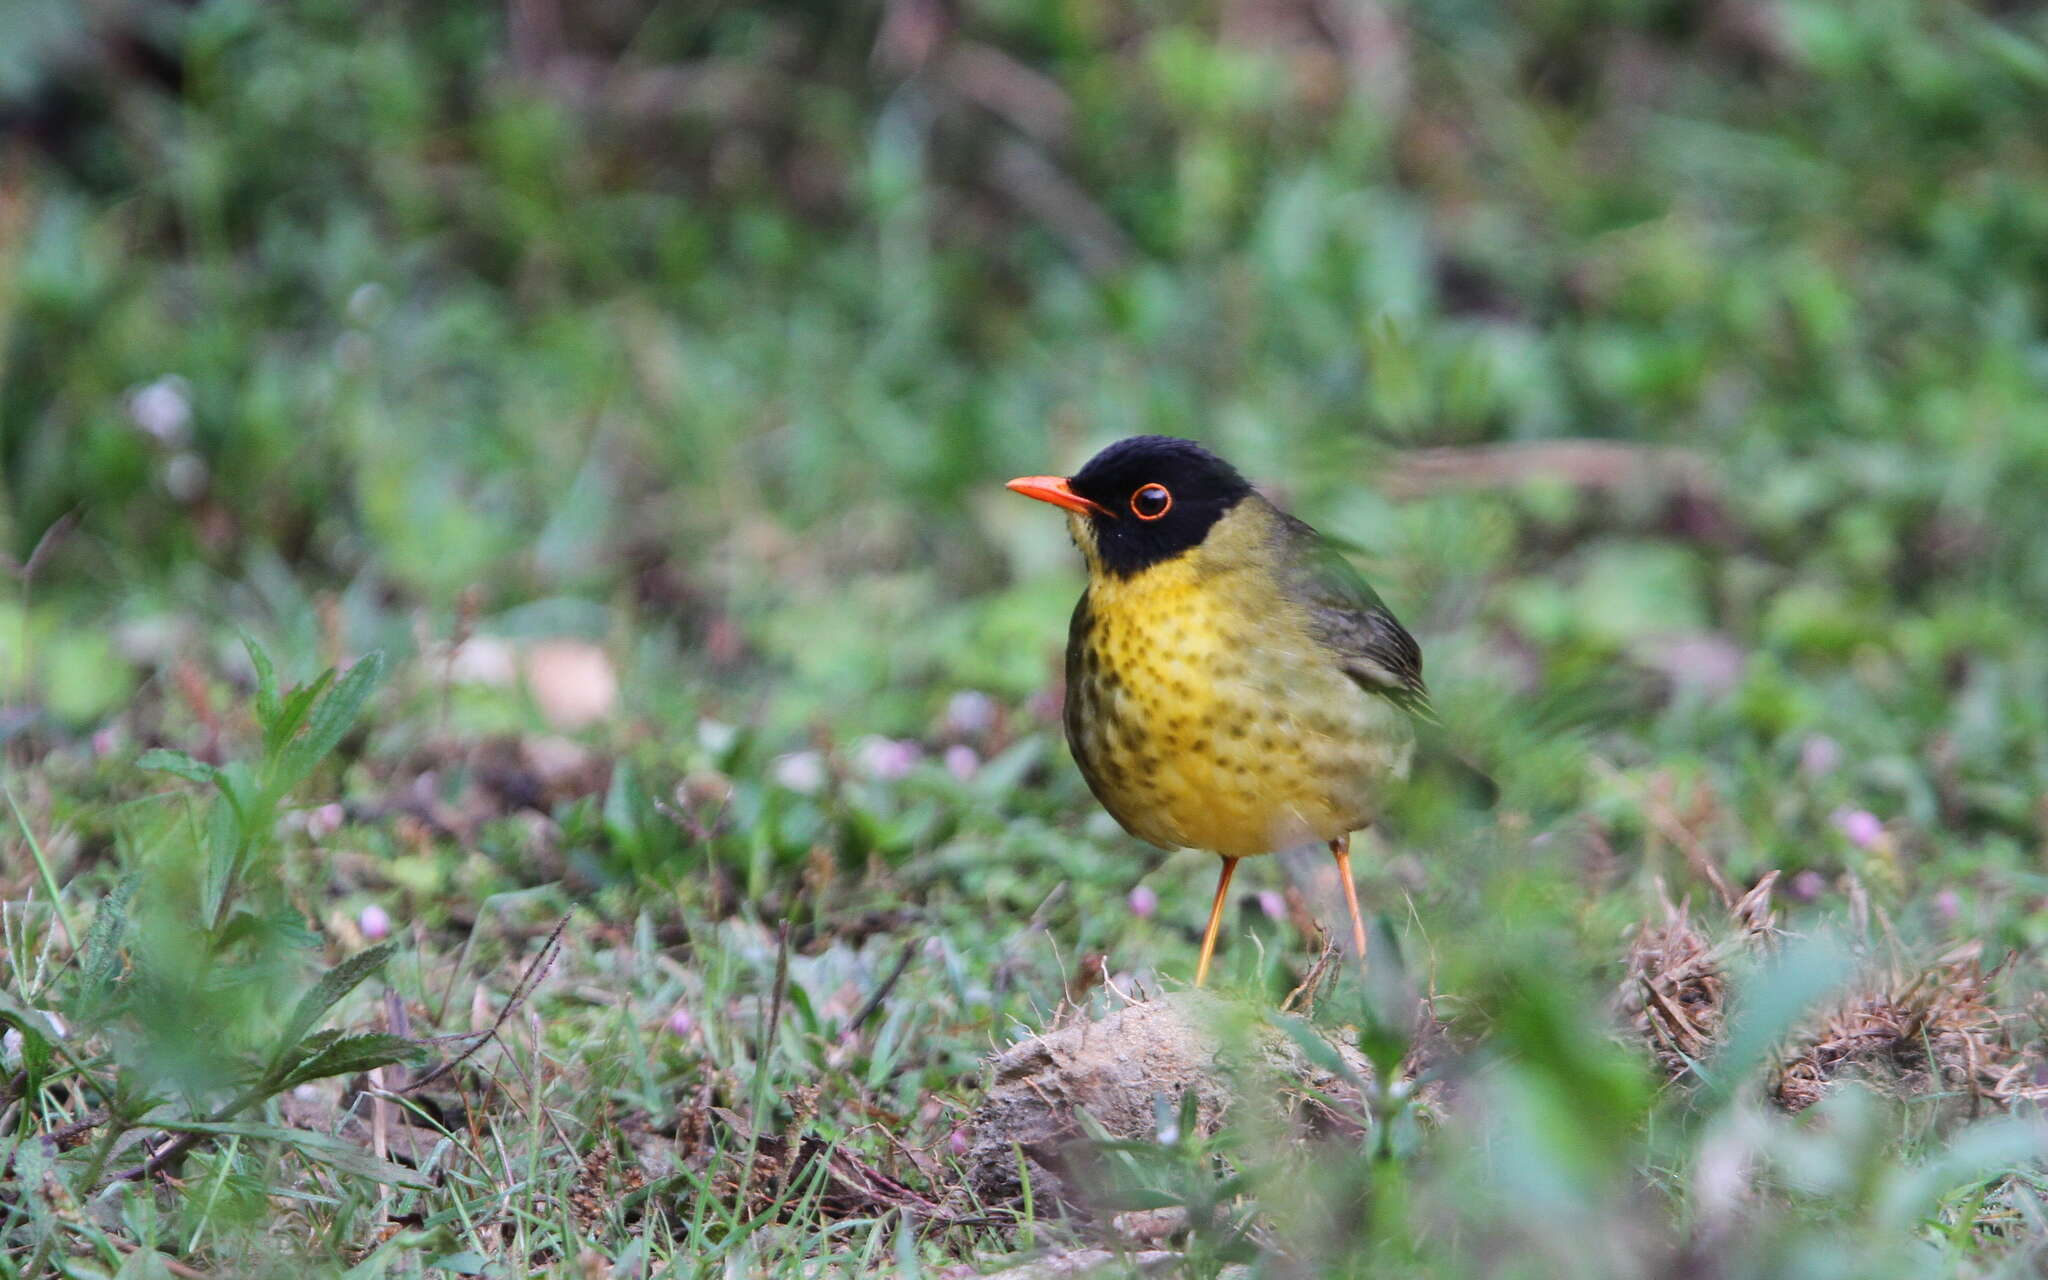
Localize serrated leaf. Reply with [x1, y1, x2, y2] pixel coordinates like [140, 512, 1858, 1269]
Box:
[273, 651, 384, 793]
[81, 874, 136, 990]
[277, 1033, 422, 1090]
[138, 749, 221, 787]
[268, 941, 396, 1079]
[243, 631, 280, 730]
[199, 799, 243, 927]
[278, 1027, 346, 1067]
[148, 1120, 429, 1188]
[267, 669, 333, 767]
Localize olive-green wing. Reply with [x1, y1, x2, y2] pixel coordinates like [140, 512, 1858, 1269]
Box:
[1276, 513, 1432, 718]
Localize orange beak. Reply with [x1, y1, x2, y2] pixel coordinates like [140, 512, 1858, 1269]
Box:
[1006, 475, 1113, 518]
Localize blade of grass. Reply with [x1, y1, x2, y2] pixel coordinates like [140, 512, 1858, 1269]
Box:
[5, 783, 75, 953]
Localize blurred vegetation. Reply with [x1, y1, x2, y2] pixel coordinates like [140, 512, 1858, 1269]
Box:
[5, 0, 2048, 1274]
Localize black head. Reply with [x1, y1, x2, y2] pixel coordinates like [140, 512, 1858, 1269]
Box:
[1008, 435, 1253, 577]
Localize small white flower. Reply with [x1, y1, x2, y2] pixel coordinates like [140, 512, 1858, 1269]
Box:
[446, 636, 517, 687]
[346, 282, 387, 325]
[162, 452, 209, 502]
[127, 375, 192, 445]
[771, 751, 828, 795]
[944, 690, 998, 737]
[697, 719, 739, 755]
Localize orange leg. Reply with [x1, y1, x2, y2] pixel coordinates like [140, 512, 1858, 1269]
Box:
[1193, 855, 1241, 988]
[1331, 834, 1369, 972]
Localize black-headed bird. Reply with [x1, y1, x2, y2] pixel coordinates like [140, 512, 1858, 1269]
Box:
[1009, 436, 1427, 985]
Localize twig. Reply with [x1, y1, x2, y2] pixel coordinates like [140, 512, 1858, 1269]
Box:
[846, 938, 918, 1036]
[102, 1081, 271, 1187]
[46, 1109, 107, 1150]
[406, 912, 571, 1095]
[1281, 931, 1341, 1016]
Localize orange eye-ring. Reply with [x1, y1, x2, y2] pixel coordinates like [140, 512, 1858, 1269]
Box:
[1130, 483, 1172, 520]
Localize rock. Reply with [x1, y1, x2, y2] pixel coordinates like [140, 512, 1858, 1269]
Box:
[964, 991, 1377, 1208]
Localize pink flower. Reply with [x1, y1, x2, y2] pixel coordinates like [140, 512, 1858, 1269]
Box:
[1257, 890, 1287, 921]
[943, 744, 980, 781]
[307, 802, 345, 841]
[1831, 808, 1885, 850]
[358, 904, 391, 941]
[667, 1008, 696, 1038]
[854, 737, 921, 781]
[945, 691, 998, 737]
[949, 1128, 970, 1158]
[1799, 735, 1841, 779]
[1786, 869, 1826, 903]
[1128, 885, 1158, 918]
[1932, 890, 1961, 924]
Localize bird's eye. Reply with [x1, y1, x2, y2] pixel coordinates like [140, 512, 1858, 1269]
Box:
[1130, 483, 1173, 520]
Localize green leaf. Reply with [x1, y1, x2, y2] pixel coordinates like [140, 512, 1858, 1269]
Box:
[268, 941, 397, 1079]
[71, 874, 137, 1025]
[1269, 1013, 1368, 1090]
[12, 1120, 59, 1234]
[0, 985, 66, 1044]
[602, 758, 647, 861]
[115, 1246, 183, 1280]
[80, 874, 136, 989]
[1705, 934, 1852, 1103]
[273, 651, 385, 793]
[277, 1033, 422, 1091]
[212, 906, 320, 957]
[242, 630, 280, 730]
[0, 993, 56, 1097]
[148, 1120, 430, 1188]
[266, 668, 333, 765]
[199, 797, 243, 927]
[138, 749, 222, 788]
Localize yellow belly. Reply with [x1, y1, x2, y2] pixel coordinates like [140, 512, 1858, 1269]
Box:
[1064, 548, 1413, 857]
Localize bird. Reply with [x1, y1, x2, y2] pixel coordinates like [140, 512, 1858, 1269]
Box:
[1008, 435, 1428, 986]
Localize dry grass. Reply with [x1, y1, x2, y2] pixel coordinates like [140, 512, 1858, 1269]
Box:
[1623, 873, 2048, 1116]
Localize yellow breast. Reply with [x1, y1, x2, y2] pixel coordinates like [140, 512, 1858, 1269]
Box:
[1063, 503, 1412, 856]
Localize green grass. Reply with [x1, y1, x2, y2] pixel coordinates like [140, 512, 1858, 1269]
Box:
[6, 0, 2048, 1274]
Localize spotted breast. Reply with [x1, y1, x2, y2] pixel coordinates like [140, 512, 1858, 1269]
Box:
[1062, 496, 1414, 857]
